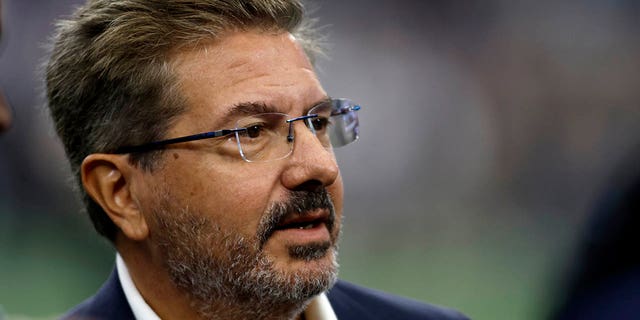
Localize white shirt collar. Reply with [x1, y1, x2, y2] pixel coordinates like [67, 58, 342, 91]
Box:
[116, 254, 161, 320]
[116, 254, 337, 320]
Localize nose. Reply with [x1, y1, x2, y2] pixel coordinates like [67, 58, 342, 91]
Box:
[280, 121, 339, 192]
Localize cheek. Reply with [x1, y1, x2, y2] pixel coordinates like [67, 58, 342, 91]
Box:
[161, 156, 280, 233]
[329, 174, 344, 212]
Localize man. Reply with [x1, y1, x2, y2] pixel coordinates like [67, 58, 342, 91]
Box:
[46, 1, 468, 319]
[0, 0, 12, 133]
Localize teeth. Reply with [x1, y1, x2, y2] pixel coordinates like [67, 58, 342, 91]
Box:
[298, 223, 314, 230]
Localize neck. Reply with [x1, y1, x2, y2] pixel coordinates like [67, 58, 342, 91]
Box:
[116, 237, 310, 320]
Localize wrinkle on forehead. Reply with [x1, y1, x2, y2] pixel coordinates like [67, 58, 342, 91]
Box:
[227, 65, 316, 89]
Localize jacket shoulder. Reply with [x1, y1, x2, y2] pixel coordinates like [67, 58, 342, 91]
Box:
[59, 268, 134, 320]
[327, 280, 469, 320]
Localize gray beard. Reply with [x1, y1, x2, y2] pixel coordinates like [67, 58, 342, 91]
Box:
[150, 189, 340, 320]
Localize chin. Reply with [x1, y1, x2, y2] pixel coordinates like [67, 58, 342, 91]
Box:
[272, 242, 338, 276]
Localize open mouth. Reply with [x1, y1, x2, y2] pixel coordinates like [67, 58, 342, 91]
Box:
[269, 212, 334, 258]
[275, 212, 329, 231]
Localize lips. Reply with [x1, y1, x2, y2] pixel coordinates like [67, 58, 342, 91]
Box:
[266, 209, 334, 249]
[274, 210, 331, 231]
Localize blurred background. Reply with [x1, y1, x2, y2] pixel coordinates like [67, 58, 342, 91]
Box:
[1, 0, 640, 319]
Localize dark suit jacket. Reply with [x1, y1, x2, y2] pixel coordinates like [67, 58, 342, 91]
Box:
[61, 269, 469, 320]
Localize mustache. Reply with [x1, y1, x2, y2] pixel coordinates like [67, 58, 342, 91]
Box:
[257, 188, 335, 249]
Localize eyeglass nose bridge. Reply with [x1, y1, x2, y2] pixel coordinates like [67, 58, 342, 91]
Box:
[285, 114, 318, 143]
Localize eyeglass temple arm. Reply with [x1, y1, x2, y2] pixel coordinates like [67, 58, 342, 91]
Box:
[113, 128, 245, 154]
[332, 105, 361, 115]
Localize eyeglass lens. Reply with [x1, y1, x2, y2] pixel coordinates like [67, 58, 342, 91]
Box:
[234, 99, 360, 162]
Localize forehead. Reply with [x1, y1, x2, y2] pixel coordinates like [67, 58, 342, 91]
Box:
[170, 30, 325, 129]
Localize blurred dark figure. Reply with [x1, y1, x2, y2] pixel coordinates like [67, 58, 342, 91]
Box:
[550, 147, 640, 319]
[0, 92, 9, 132]
[0, 0, 13, 133]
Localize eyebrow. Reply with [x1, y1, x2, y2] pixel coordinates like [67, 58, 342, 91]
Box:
[216, 96, 332, 127]
[214, 102, 278, 128]
[306, 96, 333, 113]
[230, 101, 278, 117]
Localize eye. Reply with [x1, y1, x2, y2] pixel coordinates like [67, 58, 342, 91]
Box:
[310, 116, 330, 131]
[245, 124, 264, 138]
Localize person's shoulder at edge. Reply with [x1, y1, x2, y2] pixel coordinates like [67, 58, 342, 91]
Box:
[58, 269, 134, 320]
[328, 279, 470, 320]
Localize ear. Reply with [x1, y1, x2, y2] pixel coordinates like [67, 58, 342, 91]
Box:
[81, 154, 149, 241]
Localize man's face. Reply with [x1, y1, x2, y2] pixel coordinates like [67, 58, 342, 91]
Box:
[135, 30, 343, 309]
